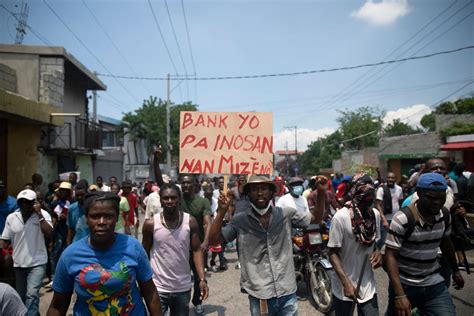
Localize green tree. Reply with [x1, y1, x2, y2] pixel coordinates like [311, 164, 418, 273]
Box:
[299, 130, 342, 175]
[121, 96, 198, 163]
[383, 119, 421, 137]
[337, 106, 383, 150]
[420, 97, 474, 131]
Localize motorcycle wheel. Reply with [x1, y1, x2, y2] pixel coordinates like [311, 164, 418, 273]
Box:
[307, 263, 333, 313]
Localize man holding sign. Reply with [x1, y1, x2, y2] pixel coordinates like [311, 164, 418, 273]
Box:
[209, 174, 327, 315]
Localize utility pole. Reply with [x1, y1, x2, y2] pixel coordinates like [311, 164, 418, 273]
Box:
[92, 92, 97, 123]
[166, 73, 171, 175]
[284, 125, 298, 176]
[14, 1, 29, 45]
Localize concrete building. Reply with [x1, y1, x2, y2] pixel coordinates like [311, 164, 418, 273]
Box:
[0, 44, 106, 194]
[93, 115, 124, 182]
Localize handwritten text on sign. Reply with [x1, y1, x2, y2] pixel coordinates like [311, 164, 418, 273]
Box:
[179, 112, 273, 174]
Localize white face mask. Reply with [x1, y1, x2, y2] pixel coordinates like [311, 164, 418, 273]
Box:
[250, 201, 273, 216]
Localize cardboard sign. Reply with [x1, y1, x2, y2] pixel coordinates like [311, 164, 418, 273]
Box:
[179, 112, 273, 175]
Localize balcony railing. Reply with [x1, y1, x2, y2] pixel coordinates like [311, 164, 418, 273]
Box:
[42, 118, 102, 151]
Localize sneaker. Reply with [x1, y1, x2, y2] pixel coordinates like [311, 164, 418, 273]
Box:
[219, 264, 228, 271]
[211, 265, 219, 272]
[235, 262, 241, 270]
[195, 304, 205, 314]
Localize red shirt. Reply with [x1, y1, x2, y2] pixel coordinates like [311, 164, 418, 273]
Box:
[122, 193, 138, 225]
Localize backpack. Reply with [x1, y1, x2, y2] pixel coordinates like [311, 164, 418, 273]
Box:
[382, 204, 450, 272]
[399, 205, 450, 240]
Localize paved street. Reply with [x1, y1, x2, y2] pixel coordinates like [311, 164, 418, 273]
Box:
[38, 215, 474, 316]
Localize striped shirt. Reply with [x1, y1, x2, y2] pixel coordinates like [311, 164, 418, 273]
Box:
[385, 204, 450, 287]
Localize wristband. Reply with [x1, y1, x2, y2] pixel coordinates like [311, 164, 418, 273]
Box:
[394, 295, 406, 299]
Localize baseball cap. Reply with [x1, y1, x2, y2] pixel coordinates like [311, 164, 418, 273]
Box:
[17, 189, 37, 201]
[416, 173, 447, 190]
[55, 181, 73, 192]
[288, 177, 304, 185]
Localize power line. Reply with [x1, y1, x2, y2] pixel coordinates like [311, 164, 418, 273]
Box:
[80, 0, 154, 98]
[1, 4, 54, 46]
[1, 3, 137, 114]
[340, 80, 474, 150]
[42, 0, 141, 105]
[147, 0, 180, 75]
[163, 0, 190, 100]
[326, 1, 473, 111]
[180, 0, 197, 103]
[96, 45, 474, 81]
[376, 81, 474, 152]
[205, 78, 472, 112]
[147, 0, 184, 103]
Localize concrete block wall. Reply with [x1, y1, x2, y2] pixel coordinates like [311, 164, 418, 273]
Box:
[0, 63, 17, 93]
[379, 132, 441, 155]
[436, 114, 474, 131]
[39, 57, 64, 108]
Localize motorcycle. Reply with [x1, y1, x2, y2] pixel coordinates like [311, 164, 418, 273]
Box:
[292, 224, 333, 313]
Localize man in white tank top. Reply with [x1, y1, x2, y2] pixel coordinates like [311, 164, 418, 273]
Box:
[142, 183, 209, 316]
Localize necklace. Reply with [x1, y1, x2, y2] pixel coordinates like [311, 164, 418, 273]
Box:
[161, 211, 182, 232]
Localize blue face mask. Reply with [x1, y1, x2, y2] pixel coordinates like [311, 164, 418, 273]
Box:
[292, 185, 304, 196]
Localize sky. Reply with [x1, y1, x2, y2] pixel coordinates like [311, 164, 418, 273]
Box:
[1, 0, 473, 151]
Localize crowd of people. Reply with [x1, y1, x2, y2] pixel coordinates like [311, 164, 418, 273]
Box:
[0, 153, 473, 315]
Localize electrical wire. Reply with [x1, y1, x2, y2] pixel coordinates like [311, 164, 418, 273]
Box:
[163, 0, 190, 100]
[180, 0, 197, 103]
[95, 45, 474, 81]
[42, 0, 141, 104]
[321, 0, 461, 111]
[325, 1, 473, 111]
[80, 0, 154, 98]
[147, 0, 184, 103]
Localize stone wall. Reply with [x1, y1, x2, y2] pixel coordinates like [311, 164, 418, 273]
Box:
[0, 63, 17, 93]
[39, 57, 64, 108]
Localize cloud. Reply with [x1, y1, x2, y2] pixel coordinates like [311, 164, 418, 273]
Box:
[383, 104, 432, 127]
[274, 127, 335, 152]
[351, 0, 410, 26]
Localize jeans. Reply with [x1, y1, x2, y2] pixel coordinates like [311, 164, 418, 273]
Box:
[159, 290, 191, 316]
[333, 294, 378, 316]
[249, 293, 298, 316]
[14, 264, 46, 316]
[386, 281, 456, 316]
[51, 220, 67, 277]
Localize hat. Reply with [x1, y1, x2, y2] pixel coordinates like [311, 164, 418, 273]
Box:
[17, 189, 36, 201]
[242, 175, 277, 194]
[55, 181, 72, 192]
[416, 173, 447, 190]
[288, 177, 304, 185]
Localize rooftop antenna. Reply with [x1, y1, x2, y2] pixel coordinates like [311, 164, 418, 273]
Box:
[15, 1, 29, 44]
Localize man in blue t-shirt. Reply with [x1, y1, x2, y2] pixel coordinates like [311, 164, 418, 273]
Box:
[66, 183, 89, 245]
[0, 179, 17, 235]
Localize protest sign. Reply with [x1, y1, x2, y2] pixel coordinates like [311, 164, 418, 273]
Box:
[179, 112, 273, 175]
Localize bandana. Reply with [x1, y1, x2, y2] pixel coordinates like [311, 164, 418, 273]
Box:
[346, 173, 376, 246]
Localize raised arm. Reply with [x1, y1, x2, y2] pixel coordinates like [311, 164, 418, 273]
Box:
[209, 193, 231, 245]
[152, 145, 165, 187]
[310, 176, 327, 224]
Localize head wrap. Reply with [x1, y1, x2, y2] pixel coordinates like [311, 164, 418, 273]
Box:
[346, 173, 377, 246]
